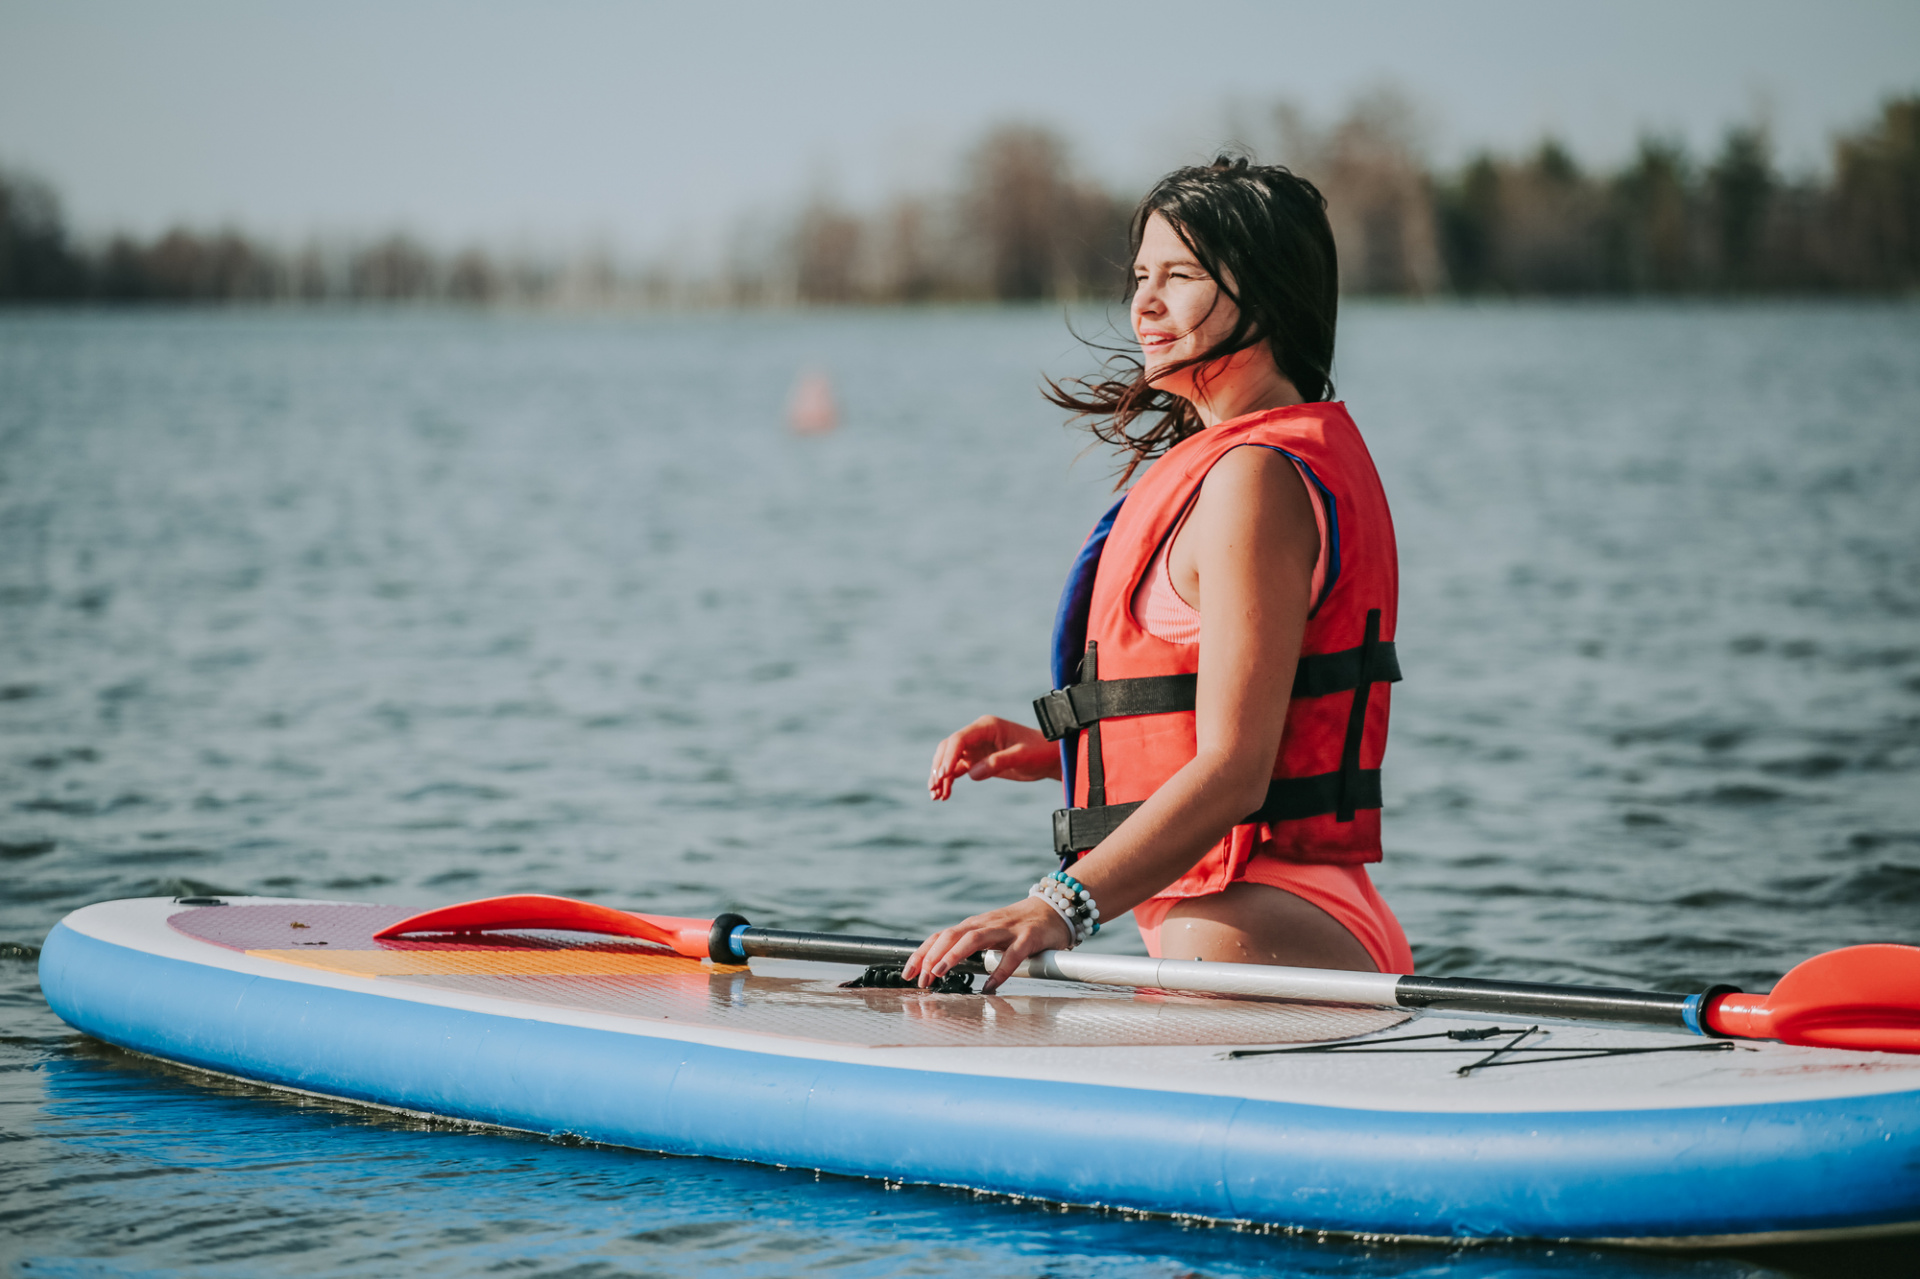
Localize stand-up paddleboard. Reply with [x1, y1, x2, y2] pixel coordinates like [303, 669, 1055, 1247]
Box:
[39, 897, 1920, 1246]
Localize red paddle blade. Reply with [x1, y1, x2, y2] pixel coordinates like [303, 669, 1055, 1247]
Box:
[1705, 944, 1920, 1053]
[372, 893, 715, 960]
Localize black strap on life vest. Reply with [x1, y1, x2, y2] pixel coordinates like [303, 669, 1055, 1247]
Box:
[1334, 608, 1384, 822]
[1046, 609, 1397, 862]
[1032, 632, 1400, 741]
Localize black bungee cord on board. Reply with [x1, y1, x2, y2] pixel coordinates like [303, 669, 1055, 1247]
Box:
[1224, 1025, 1742, 1076]
[840, 965, 976, 994]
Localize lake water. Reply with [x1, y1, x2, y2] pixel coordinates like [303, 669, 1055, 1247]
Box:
[2, 303, 1916, 1276]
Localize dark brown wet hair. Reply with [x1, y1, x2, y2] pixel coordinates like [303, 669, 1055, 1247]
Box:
[1048, 156, 1339, 485]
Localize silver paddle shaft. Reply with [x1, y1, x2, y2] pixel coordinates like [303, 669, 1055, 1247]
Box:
[732, 927, 1707, 1030]
[996, 949, 1706, 1029]
[995, 950, 1401, 1004]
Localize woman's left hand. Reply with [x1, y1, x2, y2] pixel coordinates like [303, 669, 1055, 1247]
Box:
[903, 896, 1072, 993]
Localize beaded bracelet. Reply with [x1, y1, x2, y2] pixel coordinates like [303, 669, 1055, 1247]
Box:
[1036, 883, 1098, 933]
[1050, 870, 1092, 900]
[1028, 872, 1100, 947]
[1028, 881, 1077, 934]
[1048, 871, 1099, 935]
[1027, 883, 1086, 948]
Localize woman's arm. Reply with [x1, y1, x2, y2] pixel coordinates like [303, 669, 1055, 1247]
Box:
[906, 445, 1319, 990]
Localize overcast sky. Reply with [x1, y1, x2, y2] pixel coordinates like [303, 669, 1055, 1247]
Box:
[2, 0, 1916, 256]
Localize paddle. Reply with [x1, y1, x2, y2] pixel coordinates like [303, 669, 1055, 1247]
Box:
[374, 894, 1920, 1054]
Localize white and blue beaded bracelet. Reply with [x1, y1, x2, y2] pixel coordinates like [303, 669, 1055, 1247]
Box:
[1028, 874, 1100, 945]
[1027, 883, 1081, 946]
[1046, 872, 1100, 933]
[1029, 881, 1081, 940]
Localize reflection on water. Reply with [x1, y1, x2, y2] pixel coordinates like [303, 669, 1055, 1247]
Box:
[3, 304, 1917, 1274]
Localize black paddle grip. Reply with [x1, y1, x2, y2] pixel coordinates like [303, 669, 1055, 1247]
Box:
[1396, 975, 1695, 1027]
[736, 928, 989, 973]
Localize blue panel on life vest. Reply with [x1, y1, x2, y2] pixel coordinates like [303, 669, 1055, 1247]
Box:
[1050, 495, 1126, 803]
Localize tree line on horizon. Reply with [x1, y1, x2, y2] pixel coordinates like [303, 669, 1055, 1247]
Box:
[2, 93, 1915, 306]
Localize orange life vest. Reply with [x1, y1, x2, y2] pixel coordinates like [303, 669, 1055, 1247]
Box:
[1034, 402, 1401, 889]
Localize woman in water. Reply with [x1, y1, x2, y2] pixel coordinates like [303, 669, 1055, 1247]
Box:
[906, 158, 1414, 992]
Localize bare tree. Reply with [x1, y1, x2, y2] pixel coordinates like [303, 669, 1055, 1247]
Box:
[1832, 96, 1920, 291]
[960, 124, 1125, 301]
[349, 235, 436, 300]
[1709, 127, 1773, 289]
[792, 200, 864, 304]
[0, 168, 86, 299]
[1274, 91, 1444, 295]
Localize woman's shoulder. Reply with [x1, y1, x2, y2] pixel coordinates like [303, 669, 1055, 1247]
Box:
[1191, 440, 1318, 530]
[1207, 438, 1304, 481]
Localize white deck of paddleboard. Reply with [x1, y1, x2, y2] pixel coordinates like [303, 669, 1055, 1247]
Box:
[63, 898, 1920, 1117]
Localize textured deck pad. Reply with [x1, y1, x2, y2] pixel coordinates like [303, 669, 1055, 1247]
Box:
[169, 903, 1409, 1048]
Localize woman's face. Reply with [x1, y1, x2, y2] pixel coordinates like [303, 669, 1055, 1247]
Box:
[1130, 212, 1239, 396]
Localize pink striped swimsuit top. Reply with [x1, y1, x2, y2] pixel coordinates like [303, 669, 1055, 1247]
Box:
[1131, 459, 1330, 644]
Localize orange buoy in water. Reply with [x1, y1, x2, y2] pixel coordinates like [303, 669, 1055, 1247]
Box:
[787, 371, 837, 434]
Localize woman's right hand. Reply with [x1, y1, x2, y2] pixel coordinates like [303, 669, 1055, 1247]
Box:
[903, 895, 1073, 992]
[927, 716, 1060, 800]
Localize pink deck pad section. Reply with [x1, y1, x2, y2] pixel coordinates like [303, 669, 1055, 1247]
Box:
[166, 903, 678, 956]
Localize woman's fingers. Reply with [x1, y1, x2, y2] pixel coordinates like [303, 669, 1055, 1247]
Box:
[928, 716, 1015, 798]
[974, 738, 1060, 783]
[952, 719, 1058, 785]
[905, 912, 997, 988]
[970, 744, 1020, 780]
[907, 925, 976, 985]
[909, 901, 1073, 992]
[928, 737, 969, 799]
[905, 914, 992, 981]
[901, 933, 939, 981]
[927, 730, 963, 797]
[930, 928, 993, 981]
[927, 726, 970, 797]
[987, 947, 1028, 991]
[979, 908, 1072, 992]
[965, 750, 997, 781]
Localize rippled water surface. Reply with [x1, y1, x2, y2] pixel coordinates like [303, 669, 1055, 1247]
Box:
[3, 304, 1917, 1276]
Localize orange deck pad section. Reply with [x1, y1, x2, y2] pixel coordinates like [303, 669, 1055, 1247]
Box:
[249, 948, 741, 978]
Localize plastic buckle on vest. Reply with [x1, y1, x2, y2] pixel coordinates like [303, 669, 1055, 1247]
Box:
[1051, 808, 1074, 855]
[1033, 689, 1079, 742]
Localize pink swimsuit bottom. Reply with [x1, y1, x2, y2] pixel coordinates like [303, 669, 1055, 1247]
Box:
[1125, 456, 1414, 975]
[1132, 869, 1414, 974]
